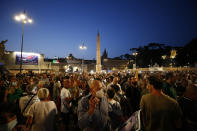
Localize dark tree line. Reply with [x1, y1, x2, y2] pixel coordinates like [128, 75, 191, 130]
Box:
[176, 38, 197, 67]
[110, 38, 197, 68]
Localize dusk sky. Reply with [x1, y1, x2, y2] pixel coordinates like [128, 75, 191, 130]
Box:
[1, 0, 197, 60]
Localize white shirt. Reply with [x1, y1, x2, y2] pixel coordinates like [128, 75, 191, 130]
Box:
[27, 101, 57, 131]
[19, 95, 40, 116]
[60, 87, 71, 113]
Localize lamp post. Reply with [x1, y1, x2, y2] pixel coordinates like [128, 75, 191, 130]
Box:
[79, 43, 87, 73]
[132, 52, 138, 69]
[14, 11, 33, 74]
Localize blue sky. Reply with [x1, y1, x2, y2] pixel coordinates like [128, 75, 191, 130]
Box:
[1, 0, 197, 59]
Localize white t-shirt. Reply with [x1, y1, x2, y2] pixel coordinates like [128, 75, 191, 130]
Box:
[19, 95, 40, 116]
[27, 101, 57, 131]
[60, 88, 71, 113]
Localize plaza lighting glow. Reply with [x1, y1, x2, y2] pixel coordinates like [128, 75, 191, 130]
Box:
[20, 14, 26, 20]
[132, 52, 138, 56]
[14, 12, 33, 24]
[162, 55, 167, 60]
[90, 70, 94, 74]
[73, 67, 78, 72]
[64, 65, 68, 69]
[28, 19, 32, 23]
[15, 16, 21, 21]
[170, 50, 176, 59]
[14, 51, 40, 56]
[79, 45, 87, 50]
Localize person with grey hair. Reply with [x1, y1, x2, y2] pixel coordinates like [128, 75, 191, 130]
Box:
[26, 88, 57, 131]
[78, 80, 109, 131]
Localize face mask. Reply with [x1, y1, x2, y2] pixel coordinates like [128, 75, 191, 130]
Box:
[0, 118, 17, 131]
[96, 89, 104, 98]
[12, 82, 17, 87]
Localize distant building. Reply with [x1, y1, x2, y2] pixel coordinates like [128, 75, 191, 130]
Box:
[2, 50, 129, 74]
[2, 33, 129, 73]
[3, 51, 51, 73]
[102, 58, 129, 71]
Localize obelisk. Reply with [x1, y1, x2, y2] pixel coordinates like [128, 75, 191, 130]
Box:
[96, 32, 102, 73]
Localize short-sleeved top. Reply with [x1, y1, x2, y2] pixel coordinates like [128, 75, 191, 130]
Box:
[7, 88, 22, 103]
[140, 93, 182, 131]
[162, 82, 177, 100]
[60, 88, 71, 113]
[19, 95, 40, 116]
[27, 101, 57, 131]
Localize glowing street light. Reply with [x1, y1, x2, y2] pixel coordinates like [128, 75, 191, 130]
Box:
[79, 43, 87, 73]
[79, 44, 87, 50]
[14, 11, 33, 73]
[132, 52, 138, 69]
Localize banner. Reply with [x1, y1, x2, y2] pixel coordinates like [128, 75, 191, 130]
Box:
[15, 52, 38, 65]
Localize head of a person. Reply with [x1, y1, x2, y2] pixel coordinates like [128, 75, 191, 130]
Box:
[113, 77, 119, 85]
[38, 80, 45, 88]
[55, 77, 60, 82]
[132, 81, 138, 88]
[10, 77, 18, 88]
[80, 79, 87, 90]
[62, 76, 70, 88]
[90, 80, 103, 98]
[112, 84, 120, 93]
[37, 88, 49, 101]
[166, 72, 174, 83]
[42, 73, 47, 79]
[107, 89, 115, 99]
[109, 76, 114, 83]
[26, 84, 38, 95]
[127, 77, 132, 85]
[29, 78, 34, 85]
[148, 75, 163, 91]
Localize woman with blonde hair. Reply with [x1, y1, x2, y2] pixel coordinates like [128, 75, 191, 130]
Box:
[26, 88, 57, 131]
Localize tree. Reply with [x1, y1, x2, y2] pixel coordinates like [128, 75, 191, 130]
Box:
[124, 53, 131, 60]
[128, 43, 176, 67]
[176, 38, 197, 66]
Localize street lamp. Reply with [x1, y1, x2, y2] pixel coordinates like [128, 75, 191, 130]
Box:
[14, 11, 33, 74]
[132, 52, 138, 69]
[79, 43, 87, 73]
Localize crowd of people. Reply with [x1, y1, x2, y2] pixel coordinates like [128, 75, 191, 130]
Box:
[0, 70, 197, 131]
